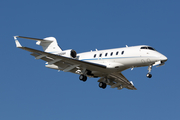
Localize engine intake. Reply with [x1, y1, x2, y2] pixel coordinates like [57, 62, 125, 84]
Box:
[58, 49, 77, 58]
[70, 50, 77, 58]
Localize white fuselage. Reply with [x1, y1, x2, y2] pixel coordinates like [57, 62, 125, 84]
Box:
[45, 45, 167, 76]
[77, 45, 167, 71]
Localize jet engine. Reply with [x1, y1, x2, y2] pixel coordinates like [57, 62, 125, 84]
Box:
[58, 49, 77, 58]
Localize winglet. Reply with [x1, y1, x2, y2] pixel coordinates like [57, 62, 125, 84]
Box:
[14, 36, 22, 48]
[130, 81, 134, 86]
[14, 36, 18, 40]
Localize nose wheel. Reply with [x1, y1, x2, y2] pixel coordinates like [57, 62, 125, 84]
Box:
[146, 73, 152, 78]
[147, 65, 152, 78]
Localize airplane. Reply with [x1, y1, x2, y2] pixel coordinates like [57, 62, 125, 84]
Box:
[14, 36, 168, 90]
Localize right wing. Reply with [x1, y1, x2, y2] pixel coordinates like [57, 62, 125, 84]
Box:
[98, 72, 137, 90]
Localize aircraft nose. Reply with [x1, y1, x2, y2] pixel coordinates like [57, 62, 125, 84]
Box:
[160, 55, 168, 62]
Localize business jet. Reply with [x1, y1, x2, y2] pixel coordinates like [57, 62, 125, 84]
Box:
[14, 36, 167, 90]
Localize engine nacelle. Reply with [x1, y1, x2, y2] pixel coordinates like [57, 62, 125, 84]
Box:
[58, 49, 77, 58]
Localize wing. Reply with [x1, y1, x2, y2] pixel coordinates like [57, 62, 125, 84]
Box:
[15, 40, 106, 75]
[98, 72, 137, 90]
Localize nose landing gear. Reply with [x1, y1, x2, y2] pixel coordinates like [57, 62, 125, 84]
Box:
[147, 65, 152, 78]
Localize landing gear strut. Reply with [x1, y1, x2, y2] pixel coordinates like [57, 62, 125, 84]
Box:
[79, 74, 87, 82]
[147, 65, 152, 78]
[99, 82, 107, 89]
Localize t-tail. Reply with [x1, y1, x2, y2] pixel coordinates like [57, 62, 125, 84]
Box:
[14, 36, 62, 53]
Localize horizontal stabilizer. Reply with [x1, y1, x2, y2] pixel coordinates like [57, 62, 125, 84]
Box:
[14, 36, 53, 42]
[14, 35, 62, 52]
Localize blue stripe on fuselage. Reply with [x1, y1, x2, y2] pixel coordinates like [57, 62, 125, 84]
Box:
[80, 56, 138, 61]
[80, 56, 156, 61]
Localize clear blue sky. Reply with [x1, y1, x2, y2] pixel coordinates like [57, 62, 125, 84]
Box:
[1, 0, 179, 120]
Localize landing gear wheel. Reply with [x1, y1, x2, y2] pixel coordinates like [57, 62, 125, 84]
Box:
[99, 82, 107, 89]
[146, 73, 152, 78]
[79, 75, 87, 82]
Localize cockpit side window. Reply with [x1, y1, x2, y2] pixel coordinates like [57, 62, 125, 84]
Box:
[148, 47, 156, 51]
[141, 47, 147, 49]
[140, 46, 156, 51]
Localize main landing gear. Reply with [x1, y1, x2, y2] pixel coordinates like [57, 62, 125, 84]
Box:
[79, 74, 107, 89]
[79, 70, 93, 82]
[147, 65, 152, 78]
[79, 74, 87, 82]
[99, 82, 107, 89]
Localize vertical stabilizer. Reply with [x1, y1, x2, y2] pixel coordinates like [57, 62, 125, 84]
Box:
[36, 37, 62, 53]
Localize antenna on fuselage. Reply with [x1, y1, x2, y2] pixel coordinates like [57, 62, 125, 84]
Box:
[126, 45, 128, 48]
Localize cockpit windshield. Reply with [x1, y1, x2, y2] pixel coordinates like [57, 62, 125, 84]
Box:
[140, 46, 156, 51]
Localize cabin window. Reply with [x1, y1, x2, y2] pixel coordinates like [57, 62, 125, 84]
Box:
[99, 54, 102, 57]
[105, 53, 108, 57]
[94, 54, 96, 58]
[121, 51, 124, 55]
[111, 52, 113, 56]
[116, 51, 119, 55]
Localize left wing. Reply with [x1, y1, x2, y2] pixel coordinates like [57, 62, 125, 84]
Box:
[15, 40, 106, 74]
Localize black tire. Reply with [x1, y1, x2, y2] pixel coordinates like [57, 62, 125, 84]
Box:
[99, 82, 107, 89]
[82, 76, 87, 82]
[102, 83, 107, 89]
[79, 75, 84, 80]
[79, 75, 87, 82]
[99, 82, 103, 88]
[147, 73, 152, 78]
